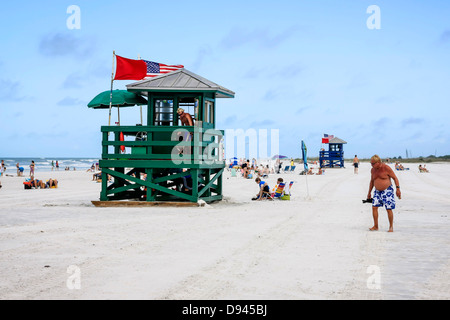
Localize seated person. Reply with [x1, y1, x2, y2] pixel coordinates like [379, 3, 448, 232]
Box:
[272, 178, 285, 198]
[93, 171, 102, 181]
[242, 160, 250, 178]
[395, 162, 405, 170]
[253, 177, 271, 200]
[262, 165, 270, 178]
[307, 168, 314, 175]
[29, 179, 42, 188]
[316, 167, 324, 175]
[45, 179, 58, 188]
[255, 166, 263, 178]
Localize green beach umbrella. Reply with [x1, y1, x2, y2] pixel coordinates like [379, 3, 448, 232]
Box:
[87, 89, 148, 125]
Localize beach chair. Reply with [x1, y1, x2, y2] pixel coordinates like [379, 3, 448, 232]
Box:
[273, 183, 286, 199]
[283, 165, 290, 172]
[280, 181, 294, 200]
[289, 166, 296, 173]
[287, 181, 294, 194]
[252, 189, 274, 201]
[23, 181, 33, 189]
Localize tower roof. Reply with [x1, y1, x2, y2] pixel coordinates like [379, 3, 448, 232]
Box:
[329, 137, 347, 144]
[126, 69, 235, 98]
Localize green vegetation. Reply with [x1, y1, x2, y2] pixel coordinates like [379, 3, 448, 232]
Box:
[346, 155, 450, 163]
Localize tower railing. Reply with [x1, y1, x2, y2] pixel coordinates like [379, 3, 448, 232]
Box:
[98, 125, 225, 202]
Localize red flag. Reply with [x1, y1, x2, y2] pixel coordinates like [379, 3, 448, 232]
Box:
[322, 138, 329, 143]
[114, 55, 147, 80]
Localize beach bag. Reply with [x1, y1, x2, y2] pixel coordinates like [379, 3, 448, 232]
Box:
[280, 194, 290, 200]
[23, 181, 32, 189]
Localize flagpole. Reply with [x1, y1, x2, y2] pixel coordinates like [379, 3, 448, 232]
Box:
[108, 50, 116, 127]
[305, 168, 310, 200]
[138, 54, 143, 125]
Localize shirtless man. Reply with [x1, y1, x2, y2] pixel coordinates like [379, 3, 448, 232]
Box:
[367, 154, 401, 232]
[177, 108, 194, 126]
[353, 155, 359, 174]
[176, 108, 194, 155]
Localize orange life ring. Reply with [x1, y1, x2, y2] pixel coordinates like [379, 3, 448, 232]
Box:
[120, 132, 125, 152]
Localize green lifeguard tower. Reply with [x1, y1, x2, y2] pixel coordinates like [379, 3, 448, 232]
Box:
[319, 136, 347, 168]
[95, 69, 235, 206]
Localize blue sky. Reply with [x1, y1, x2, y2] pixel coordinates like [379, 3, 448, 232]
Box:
[1, 0, 450, 159]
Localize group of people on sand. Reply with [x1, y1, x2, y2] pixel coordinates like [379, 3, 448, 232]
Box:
[303, 167, 324, 175]
[394, 161, 409, 171]
[24, 178, 58, 189]
[238, 159, 272, 179]
[86, 163, 100, 172]
[418, 164, 429, 173]
[252, 177, 291, 201]
[251, 154, 403, 233]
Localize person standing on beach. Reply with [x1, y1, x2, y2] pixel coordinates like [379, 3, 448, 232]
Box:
[51, 160, 54, 171]
[30, 160, 35, 178]
[0, 160, 5, 177]
[56, 160, 59, 171]
[367, 154, 401, 232]
[353, 155, 360, 174]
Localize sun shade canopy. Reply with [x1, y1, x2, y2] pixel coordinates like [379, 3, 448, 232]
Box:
[87, 90, 148, 109]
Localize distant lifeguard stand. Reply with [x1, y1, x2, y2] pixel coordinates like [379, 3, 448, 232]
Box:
[319, 137, 347, 168]
[95, 69, 235, 205]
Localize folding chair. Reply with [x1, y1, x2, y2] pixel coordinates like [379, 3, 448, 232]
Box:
[283, 165, 290, 172]
[287, 181, 294, 195]
[278, 181, 293, 200]
[289, 166, 296, 173]
[273, 182, 286, 199]
[253, 189, 274, 201]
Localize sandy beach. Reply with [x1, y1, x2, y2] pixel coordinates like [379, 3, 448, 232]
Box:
[0, 162, 449, 300]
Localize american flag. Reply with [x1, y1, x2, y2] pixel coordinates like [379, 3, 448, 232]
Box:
[143, 60, 184, 78]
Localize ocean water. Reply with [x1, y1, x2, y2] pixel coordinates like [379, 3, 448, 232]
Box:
[0, 157, 100, 173]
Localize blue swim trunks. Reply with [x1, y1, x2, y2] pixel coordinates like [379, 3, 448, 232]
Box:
[372, 185, 396, 210]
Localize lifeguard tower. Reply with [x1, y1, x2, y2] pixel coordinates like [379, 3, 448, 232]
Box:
[319, 137, 347, 168]
[95, 69, 235, 205]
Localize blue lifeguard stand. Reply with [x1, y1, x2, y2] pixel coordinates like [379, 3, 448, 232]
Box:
[319, 137, 347, 168]
[229, 157, 238, 168]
